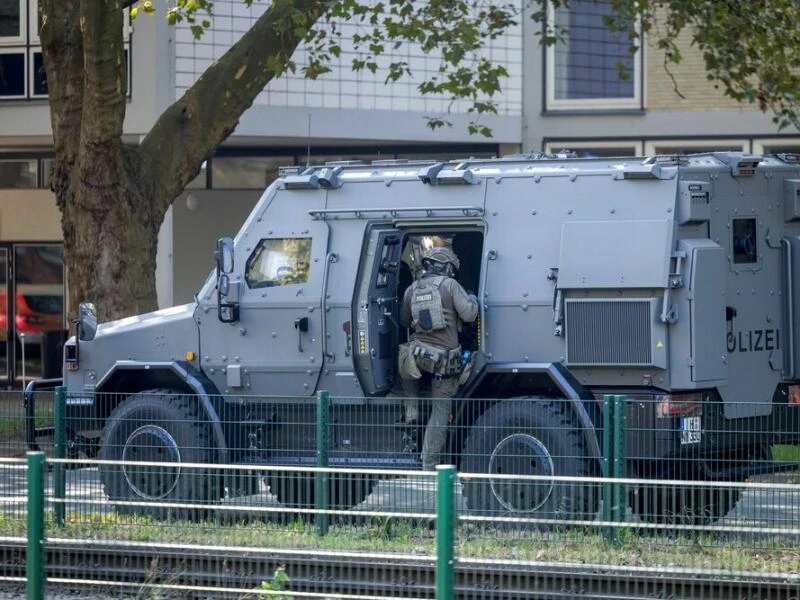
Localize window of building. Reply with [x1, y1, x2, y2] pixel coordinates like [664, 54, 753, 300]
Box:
[40, 157, 53, 188]
[0, 159, 37, 188]
[645, 140, 748, 156]
[185, 160, 208, 189]
[393, 151, 496, 162]
[753, 140, 800, 155]
[544, 142, 639, 158]
[0, 0, 25, 43]
[29, 48, 46, 96]
[1, 1, 131, 100]
[546, 0, 641, 111]
[212, 156, 294, 189]
[245, 238, 312, 288]
[308, 153, 384, 166]
[0, 48, 25, 98]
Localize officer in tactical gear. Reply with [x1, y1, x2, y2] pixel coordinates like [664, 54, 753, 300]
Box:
[398, 245, 478, 470]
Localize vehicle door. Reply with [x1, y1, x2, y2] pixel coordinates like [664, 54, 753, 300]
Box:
[199, 221, 330, 398]
[352, 225, 403, 395]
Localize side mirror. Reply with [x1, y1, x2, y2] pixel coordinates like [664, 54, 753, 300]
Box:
[77, 302, 97, 342]
[215, 238, 240, 323]
[215, 237, 234, 274]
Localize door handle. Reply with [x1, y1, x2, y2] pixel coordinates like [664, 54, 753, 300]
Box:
[342, 320, 352, 356]
[294, 317, 309, 352]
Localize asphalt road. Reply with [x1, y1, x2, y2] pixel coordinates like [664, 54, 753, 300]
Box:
[0, 462, 798, 537]
[0, 462, 445, 518]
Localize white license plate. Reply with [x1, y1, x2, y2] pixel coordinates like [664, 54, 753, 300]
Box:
[680, 416, 701, 445]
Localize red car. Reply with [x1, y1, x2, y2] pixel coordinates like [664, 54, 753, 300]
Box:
[0, 284, 64, 344]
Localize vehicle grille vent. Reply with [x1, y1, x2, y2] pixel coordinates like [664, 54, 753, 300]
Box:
[565, 299, 653, 366]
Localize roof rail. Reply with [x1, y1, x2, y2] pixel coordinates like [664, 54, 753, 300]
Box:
[776, 153, 800, 164]
[501, 150, 578, 160]
[643, 155, 689, 166]
[322, 160, 364, 167]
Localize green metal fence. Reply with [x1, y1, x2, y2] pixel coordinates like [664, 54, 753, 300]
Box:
[4, 453, 800, 599]
[1, 387, 799, 598]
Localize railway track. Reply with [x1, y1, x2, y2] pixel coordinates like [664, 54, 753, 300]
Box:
[0, 540, 797, 599]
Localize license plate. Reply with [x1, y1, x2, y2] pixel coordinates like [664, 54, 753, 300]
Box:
[680, 416, 701, 445]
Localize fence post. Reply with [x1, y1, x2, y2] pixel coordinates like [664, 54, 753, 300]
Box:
[27, 451, 45, 600]
[53, 386, 66, 527]
[612, 395, 627, 532]
[435, 465, 456, 600]
[602, 395, 613, 541]
[315, 390, 330, 536]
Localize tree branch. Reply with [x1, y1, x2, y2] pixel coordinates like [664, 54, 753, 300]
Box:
[139, 0, 322, 211]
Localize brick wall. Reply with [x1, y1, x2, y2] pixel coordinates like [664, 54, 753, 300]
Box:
[645, 21, 746, 112]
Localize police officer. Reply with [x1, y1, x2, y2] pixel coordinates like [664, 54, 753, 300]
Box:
[398, 246, 478, 471]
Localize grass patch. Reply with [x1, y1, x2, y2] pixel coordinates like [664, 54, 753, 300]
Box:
[0, 391, 53, 458]
[772, 445, 800, 462]
[2, 510, 798, 574]
[0, 415, 25, 441]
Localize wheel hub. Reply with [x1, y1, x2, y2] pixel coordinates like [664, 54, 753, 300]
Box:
[488, 433, 554, 512]
[122, 425, 182, 500]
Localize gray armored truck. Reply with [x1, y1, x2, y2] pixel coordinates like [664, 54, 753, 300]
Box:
[28, 151, 800, 524]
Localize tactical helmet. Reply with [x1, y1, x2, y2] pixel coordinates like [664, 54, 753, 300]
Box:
[422, 246, 460, 271]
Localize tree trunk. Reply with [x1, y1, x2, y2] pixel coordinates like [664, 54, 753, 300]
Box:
[40, 0, 151, 322]
[40, 0, 320, 323]
[62, 166, 162, 319]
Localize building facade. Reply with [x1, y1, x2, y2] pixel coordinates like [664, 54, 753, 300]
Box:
[0, 0, 796, 385]
[0, 0, 522, 385]
[523, 0, 800, 158]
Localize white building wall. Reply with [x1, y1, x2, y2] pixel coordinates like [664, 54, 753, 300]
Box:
[174, 0, 523, 143]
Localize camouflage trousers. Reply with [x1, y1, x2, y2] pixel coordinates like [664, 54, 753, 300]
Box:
[400, 374, 459, 471]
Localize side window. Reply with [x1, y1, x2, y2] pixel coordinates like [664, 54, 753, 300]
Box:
[245, 237, 312, 288]
[732, 218, 757, 265]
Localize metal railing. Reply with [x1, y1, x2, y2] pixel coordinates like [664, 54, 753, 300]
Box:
[3, 455, 800, 598]
[1, 386, 799, 598]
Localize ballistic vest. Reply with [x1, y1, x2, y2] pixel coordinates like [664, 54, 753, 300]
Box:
[410, 276, 455, 332]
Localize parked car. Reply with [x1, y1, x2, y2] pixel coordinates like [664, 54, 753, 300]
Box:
[0, 284, 64, 344]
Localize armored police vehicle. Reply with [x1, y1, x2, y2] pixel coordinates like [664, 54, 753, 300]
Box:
[31, 151, 800, 525]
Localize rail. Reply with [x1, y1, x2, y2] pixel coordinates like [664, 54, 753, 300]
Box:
[1, 451, 799, 599]
[0, 539, 796, 599]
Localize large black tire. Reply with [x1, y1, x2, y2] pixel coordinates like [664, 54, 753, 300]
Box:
[98, 389, 219, 520]
[461, 399, 600, 528]
[268, 471, 377, 512]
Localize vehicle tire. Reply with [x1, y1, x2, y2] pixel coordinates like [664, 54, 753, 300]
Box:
[98, 389, 220, 520]
[461, 398, 600, 528]
[268, 472, 377, 512]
